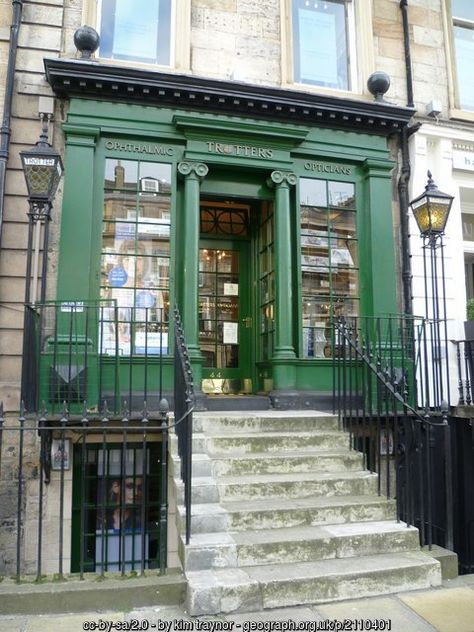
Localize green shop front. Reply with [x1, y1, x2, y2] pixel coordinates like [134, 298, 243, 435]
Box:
[45, 59, 414, 411]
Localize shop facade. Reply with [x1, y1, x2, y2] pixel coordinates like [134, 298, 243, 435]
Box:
[46, 59, 414, 410]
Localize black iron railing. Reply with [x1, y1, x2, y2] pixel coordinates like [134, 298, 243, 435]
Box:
[1, 304, 195, 580]
[334, 316, 454, 553]
[21, 300, 169, 415]
[173, 305, 194, 545]
[452, 339, 474, 406]
[0, 400, 170, 580]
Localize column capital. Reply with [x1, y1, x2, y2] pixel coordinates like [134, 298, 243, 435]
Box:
[268, 170, 297, 188]
[178, 161, 209, 179]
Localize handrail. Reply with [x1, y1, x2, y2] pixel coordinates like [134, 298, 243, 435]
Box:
[334, 315, 454, 552]
[336, 320, 441, 427]
[173, 304, 194, 545]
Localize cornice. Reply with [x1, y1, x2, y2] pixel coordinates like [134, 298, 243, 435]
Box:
[44, 58, 415, 137]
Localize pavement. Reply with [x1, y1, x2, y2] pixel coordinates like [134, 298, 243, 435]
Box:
[1, 575, 474, 632]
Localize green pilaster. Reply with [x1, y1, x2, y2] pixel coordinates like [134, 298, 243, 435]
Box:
[361, 158, 398, 317]
[56, 127, 99, 300]
[270, 170, 297, 390]
[177, 161, 208, 385]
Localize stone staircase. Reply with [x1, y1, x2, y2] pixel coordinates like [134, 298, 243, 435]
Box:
[171, 411, 441, 616]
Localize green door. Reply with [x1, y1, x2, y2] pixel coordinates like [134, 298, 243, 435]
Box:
[199, 239, 253, 394]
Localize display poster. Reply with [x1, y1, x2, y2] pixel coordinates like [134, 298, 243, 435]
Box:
[298, 9, 338, 86]
[113, 0, 159, 59]
[223, 322, 238, 344]
[223, 283, 239, 296]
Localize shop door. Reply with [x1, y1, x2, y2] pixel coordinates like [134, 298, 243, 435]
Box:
[199, 239, 253, 394]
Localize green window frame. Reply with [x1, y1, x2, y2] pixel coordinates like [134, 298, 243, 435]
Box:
[299, 177, 358, 358]
[100, 158, 172, 356]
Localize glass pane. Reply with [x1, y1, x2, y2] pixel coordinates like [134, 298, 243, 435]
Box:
[303, 327, 329, 358]
[199, 273, 216, 294]
[302, 269, 331, 294]
[103, 222, 136, 244]
[137, 198, 171, 221]
[137, 222, 170, 242]
[201, 344, 216, 367]
[200, 249, 217, 272]
[454, 26, 474, 110]
[453, 0, 474, 21]
[217, 298, 239, 321]
[332, 268, 359, 296]
[139, 162, 172, 183]
[217, 250, 239, 274]
[104, 160, 138, 190]
[99, 0, 172, 66]
[200, 297, 216, 321]
[337, 298, 359, 317]
[137, 233, 170, 256]
[302, 297, 331, 324]
[293, 0, 349, 89]
[300, 178, 327, 207]
[103, 194, 138, 222]
[200, 208, 249, 236]
[301, 205, 327, 231]
[217, 274, 239, 295]
[135, 256, 169, 287]
[216, 344, 239, 369]
[328, 181, 355, 208]
[330, 241, 357, 267]
[134, 323, 168, 355]
[330, 210, 356, 239]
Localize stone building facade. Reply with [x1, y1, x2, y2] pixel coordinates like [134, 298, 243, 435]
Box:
[0, 0, 472, 579]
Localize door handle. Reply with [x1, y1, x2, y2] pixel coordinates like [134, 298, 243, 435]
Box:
[242, 317, 252, 328]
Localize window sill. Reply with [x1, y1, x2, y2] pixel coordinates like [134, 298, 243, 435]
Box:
[449, 108, 474, 123]
[282, 81, 372, 103]
[93, 56, 190, 75]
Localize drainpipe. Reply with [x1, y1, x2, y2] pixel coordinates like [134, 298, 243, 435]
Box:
[0, 0, 24, 253]
[399, 0, 416, 315]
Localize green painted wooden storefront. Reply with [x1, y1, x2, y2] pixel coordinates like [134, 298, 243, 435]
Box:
[45, 60, 413, 408]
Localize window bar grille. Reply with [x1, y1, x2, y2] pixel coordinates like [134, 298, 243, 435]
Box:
[140, 404, 149, 576]
[15, 401, 25, 582]
[58, 403, 68, 579]
[79, 403, 88, 579]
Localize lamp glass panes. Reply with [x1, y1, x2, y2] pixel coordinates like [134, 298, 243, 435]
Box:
[410, 174, 454, 237]
[20, 150, 63, 201]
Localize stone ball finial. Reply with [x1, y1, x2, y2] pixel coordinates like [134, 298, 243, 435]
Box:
[367, 71, 391, 103]
[74, 26, 100, 59]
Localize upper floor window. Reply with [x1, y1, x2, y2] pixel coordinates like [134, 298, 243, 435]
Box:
[452, 0, 474, 110]
[98, 0, 173, 66]
[291, 0, 355, 90]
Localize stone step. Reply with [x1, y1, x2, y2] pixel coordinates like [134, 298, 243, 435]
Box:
[182, 521, 420, 571]
[204, 431, 349, 455]
[186, 551, 442, 615]
[192, 412, 339, 434]
[178, 495, 396, 534]
[207, 450, 363, 477]
[215, 470, 378, 502]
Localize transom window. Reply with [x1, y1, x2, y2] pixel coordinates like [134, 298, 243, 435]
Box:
[98, 0, 173, 66]
[291, 0, 354, 90]
[100, 159, 171, 356]
[299, 177, 358, 358]
[452, 0, 474, 111]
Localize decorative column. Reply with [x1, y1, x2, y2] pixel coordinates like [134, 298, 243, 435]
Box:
[56, 127, 100, 300]
[269, 170, 297, 394]
[362, 159, 398, 317]
[177, 162, 208, 384]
